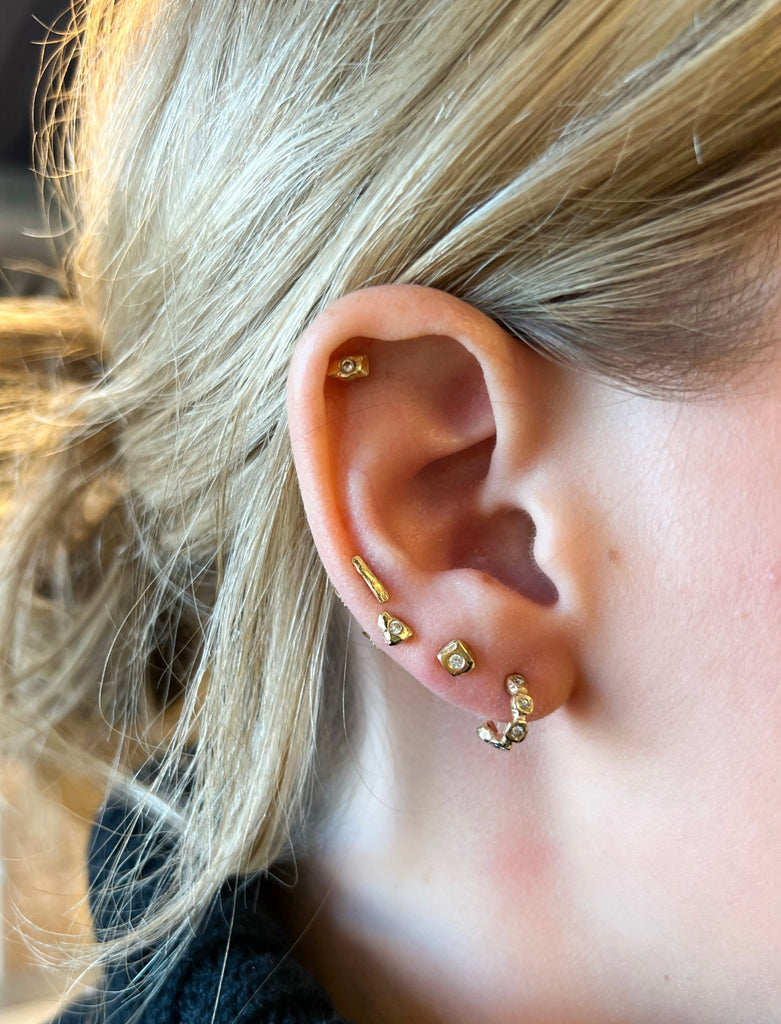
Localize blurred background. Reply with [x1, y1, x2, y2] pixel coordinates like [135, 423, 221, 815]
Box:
[0, 2, 94, 1020]
[1, 0, 66, 296]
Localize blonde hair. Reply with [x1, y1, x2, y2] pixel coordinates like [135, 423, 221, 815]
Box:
[3, 0, 781, 985]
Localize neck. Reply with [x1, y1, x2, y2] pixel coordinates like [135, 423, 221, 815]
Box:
[274, 646, 736, 1024]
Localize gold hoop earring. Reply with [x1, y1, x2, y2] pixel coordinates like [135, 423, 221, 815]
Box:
[477, 674, 533, 750]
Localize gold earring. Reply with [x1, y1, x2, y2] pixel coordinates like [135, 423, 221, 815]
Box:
[327, 355, 369, 381]
[437, 639, 475, 676]
[378, 611, 414, 646]
[477, 674, 534, 750]
[352, 555, 389, 603]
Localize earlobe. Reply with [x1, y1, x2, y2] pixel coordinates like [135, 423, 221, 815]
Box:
[286, 285, 579, 741]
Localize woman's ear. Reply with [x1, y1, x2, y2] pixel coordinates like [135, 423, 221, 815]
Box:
[286, 284, 580, 733]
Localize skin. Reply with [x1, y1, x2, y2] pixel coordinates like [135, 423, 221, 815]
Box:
[283, 286, 781, 1024]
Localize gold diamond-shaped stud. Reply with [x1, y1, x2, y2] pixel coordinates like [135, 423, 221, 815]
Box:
[436, 639, 475, 676]
[378, 612, 413, 646]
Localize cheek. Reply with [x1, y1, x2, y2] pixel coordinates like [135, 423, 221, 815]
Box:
[594, 413, 781, 729]
[577, 386, 781, 718]
[570, 391, 781, 964]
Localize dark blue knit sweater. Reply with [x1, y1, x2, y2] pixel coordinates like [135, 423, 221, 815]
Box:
[52, 798, 349, 1024]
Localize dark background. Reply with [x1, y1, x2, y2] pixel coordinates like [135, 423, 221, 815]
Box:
[1, 0, 69, 165]
[0, 0, 69, 294]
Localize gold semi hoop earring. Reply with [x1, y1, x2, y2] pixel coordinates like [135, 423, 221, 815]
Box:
[477, 674, 534, 750]
[327, 355, 369, 380]
[352, 555, 390, 603]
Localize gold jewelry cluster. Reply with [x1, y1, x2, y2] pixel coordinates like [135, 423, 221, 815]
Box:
[335, 360, 533, 751]
[350, 555, 533, 751]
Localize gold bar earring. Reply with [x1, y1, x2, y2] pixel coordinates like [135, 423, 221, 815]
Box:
[352, 555, 389, 603]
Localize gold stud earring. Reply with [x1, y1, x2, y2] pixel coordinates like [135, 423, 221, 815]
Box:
[437, 639, 475, 676]
[378, 612, 414, 646]
[352, 555, 389, 603]
[327, 355, 369, 381]
[477, 674, 534, 750]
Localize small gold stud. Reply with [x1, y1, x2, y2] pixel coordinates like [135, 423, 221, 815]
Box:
[327, 355, 369, 381]
[378, 612, 414, 646]
[351, 555, 389, 603]
[436, 639, 475, 676]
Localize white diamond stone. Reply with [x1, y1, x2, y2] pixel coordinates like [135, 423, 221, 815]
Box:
[340, 358, 356, 374]
[389, 619, 404, 636]
[448, 653, 466, 672]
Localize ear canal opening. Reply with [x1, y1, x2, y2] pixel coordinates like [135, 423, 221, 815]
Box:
[450, 506, 559, 607]
[412, 436, 559, 606]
